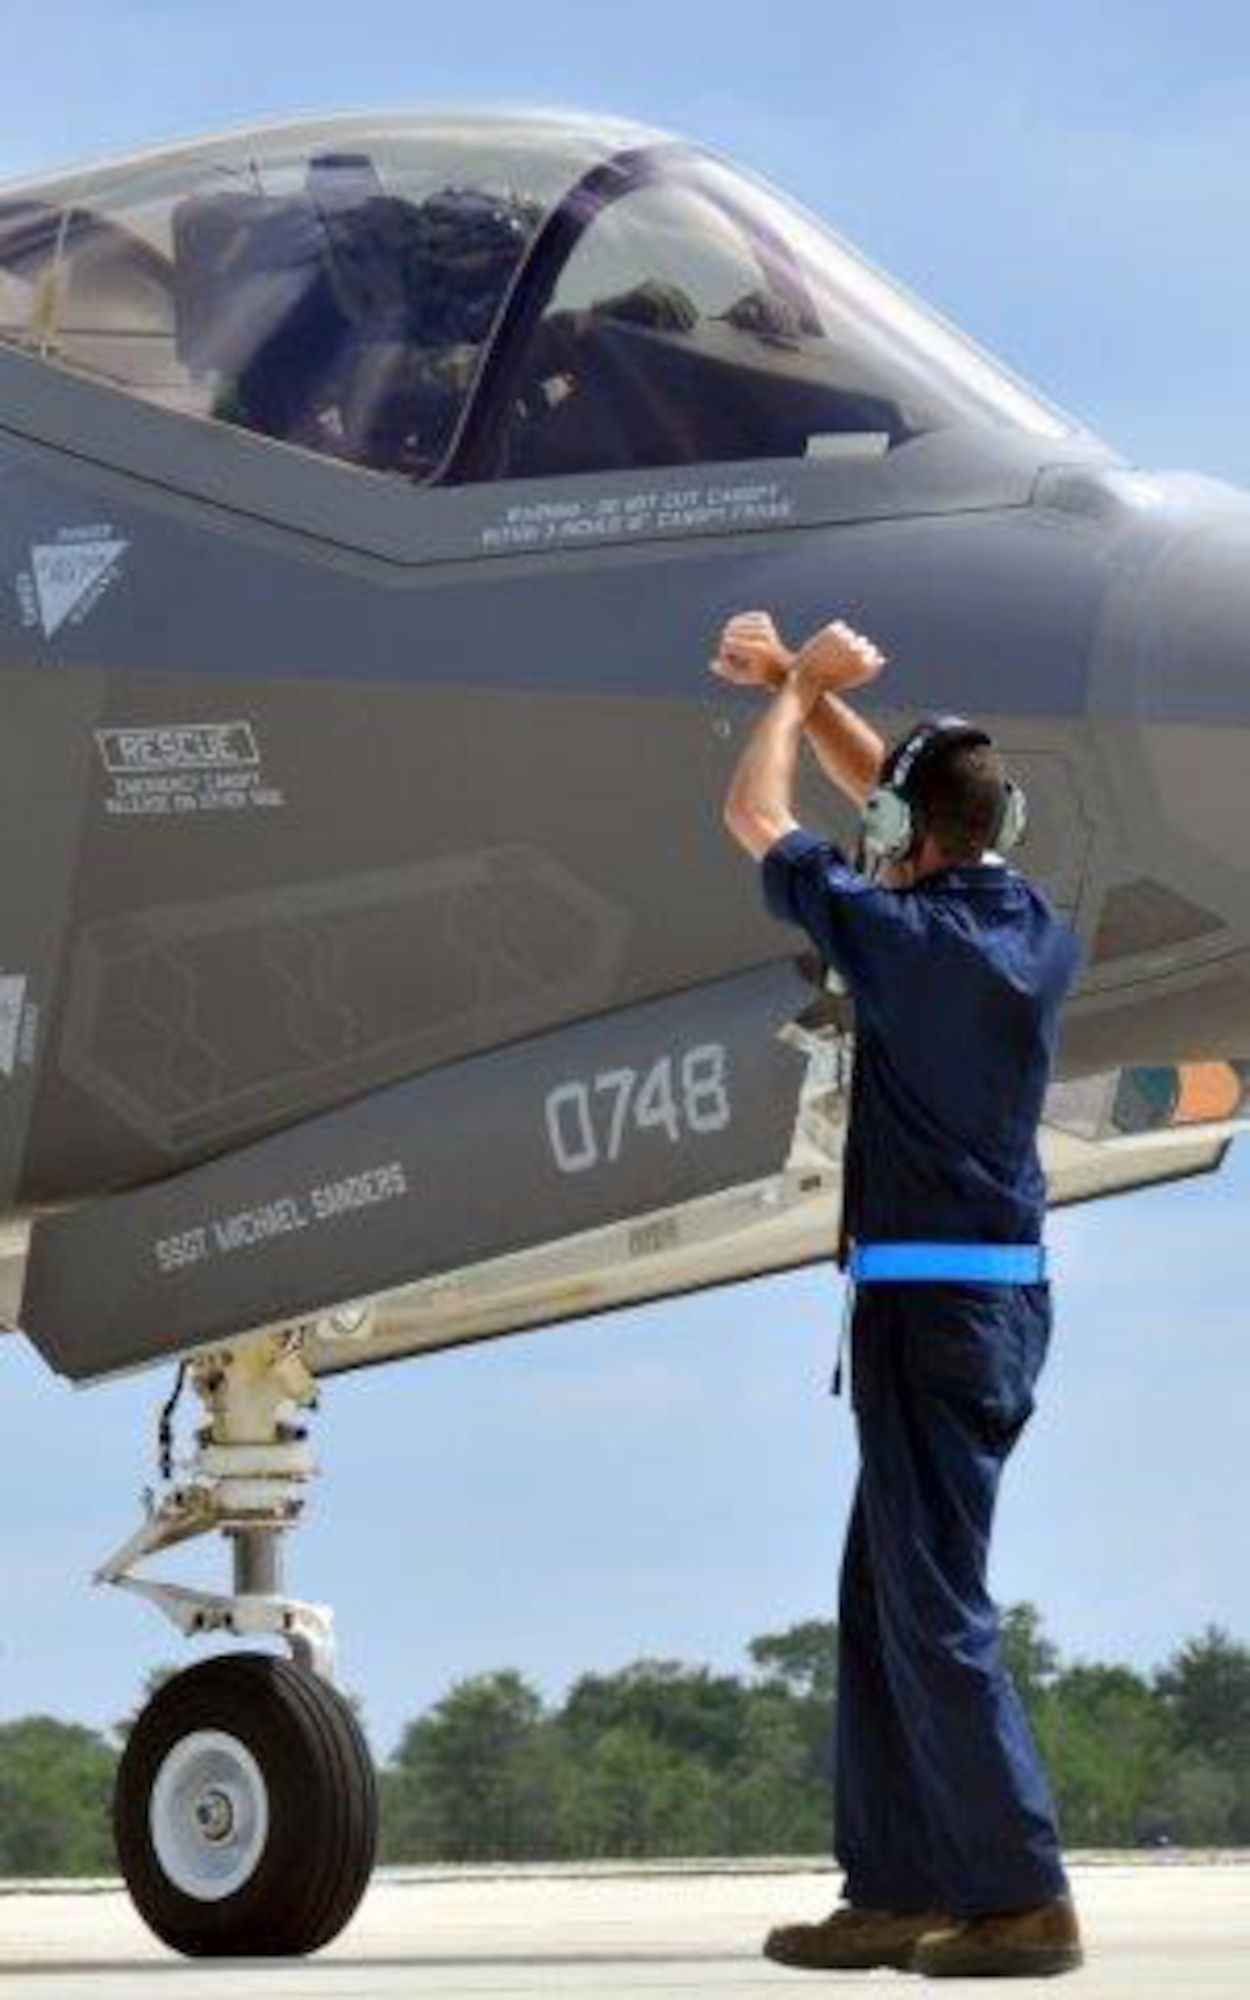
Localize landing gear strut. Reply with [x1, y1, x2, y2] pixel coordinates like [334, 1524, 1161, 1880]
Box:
[98, 1328, 376, 1957]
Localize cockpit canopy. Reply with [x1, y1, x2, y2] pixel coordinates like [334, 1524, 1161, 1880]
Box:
[0, 110, 1072, 486]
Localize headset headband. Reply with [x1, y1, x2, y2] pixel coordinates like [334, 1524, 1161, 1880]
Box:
[883, 715, 993, 800]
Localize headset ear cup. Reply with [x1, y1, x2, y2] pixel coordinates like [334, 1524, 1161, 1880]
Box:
[998, 780, 1028, 853]
[862, 787, 913, 863]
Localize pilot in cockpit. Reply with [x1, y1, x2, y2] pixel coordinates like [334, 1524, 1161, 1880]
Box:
[189, 167, 541, 477]
[341, 182, 541, 474]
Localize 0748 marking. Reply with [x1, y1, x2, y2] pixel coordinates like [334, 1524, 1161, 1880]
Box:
[544, 1044, 731, 1175]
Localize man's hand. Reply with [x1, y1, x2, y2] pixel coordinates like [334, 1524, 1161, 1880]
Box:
[711, 612, 887, 701]
[793, 620, 887, 700]
[710, 610, 795, 690]
[716, 611, 890, 839]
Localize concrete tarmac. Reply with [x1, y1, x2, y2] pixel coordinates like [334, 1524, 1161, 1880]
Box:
[0, 1856, 1246, 1997]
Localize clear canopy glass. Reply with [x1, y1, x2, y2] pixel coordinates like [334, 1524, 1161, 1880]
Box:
[0, 111, 1073, 488]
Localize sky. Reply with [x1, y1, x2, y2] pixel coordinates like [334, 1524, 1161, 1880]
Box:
[2, 0, 1249, 1757]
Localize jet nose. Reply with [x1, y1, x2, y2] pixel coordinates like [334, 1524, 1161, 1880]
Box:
[1096, 474, 1250, 872]
[1034, 467, 1250, 1066]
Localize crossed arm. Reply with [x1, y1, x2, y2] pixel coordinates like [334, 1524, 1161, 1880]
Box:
[716, 613, 890, 862]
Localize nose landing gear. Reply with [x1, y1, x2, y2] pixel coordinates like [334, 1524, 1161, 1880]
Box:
[98, 1327, 377, 1957]
[117, 1652, 375, 1957]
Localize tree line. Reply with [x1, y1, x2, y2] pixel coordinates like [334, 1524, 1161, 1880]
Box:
[1, 1609, 1246, 1875]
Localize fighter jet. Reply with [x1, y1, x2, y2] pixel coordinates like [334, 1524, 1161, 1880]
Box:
[0, 106, 1246, 1955]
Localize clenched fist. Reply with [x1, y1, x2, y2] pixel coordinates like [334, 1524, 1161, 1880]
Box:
[710, 610, 795, 690]
[793, 620, 887, 696]
[711, 611, 887, 699]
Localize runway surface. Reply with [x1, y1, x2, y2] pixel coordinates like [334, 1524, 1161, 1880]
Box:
[0, 1855, 1247, 1996]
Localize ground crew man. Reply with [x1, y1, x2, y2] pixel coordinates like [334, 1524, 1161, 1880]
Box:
[716, 610, 1085, 1979]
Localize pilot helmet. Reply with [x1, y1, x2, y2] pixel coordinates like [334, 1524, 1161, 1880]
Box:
[410, 186, 542, 344]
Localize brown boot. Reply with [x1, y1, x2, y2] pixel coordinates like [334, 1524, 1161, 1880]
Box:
[913, 1895, 1084, 1978]
[764, 1904, 949, 1972]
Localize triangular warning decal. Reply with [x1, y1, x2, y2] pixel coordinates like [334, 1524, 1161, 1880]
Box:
[31, 539, 126, 638]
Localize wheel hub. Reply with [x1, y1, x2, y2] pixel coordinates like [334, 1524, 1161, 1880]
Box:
[150, 1729, 270, 1901]
[194, 1787, 234, 1841]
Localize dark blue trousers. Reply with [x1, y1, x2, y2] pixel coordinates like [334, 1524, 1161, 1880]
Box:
[835, 1279, 1068, 1919]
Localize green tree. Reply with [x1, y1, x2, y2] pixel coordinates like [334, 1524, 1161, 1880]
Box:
[1157, 1628, 1250, 1765]
[381, 1671, 557, 1862]
[1037, 1664, 1173, 1846]
[557, 1723, 722, 1857]
[1001, 1603, 1060, 1722]
[1151, 1752, 1241, 1845]
[0, 1719, 117, 1876]
[562, 1660, 750, 1771]
[752, 1622, 835, 1788]
[748, 1620, 837, 1707]
[723, 1684, 830, 1854]
[1156, 1628, 1250, 1841]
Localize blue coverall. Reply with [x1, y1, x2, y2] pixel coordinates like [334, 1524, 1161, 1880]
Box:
[762, 828, 1083, 1919]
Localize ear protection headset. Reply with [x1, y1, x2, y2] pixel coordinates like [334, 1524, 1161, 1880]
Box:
[860, 715, 1027, 870]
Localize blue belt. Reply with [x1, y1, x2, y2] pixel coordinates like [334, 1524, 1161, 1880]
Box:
[848, 1241, 1048, 1285]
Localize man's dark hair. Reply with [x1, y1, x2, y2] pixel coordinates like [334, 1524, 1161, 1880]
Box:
[910, 741, 1007, 862]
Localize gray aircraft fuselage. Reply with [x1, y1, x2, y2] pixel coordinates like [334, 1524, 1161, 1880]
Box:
[1, 113, 1247, 1380]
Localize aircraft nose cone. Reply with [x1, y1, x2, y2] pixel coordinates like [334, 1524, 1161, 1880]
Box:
[1114, 480, 1250, 869]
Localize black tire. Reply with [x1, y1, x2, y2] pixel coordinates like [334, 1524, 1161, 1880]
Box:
[115, 1652, 377, 1957]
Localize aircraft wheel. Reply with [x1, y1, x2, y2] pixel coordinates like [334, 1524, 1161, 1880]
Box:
[114, 1652, 376, 1957]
